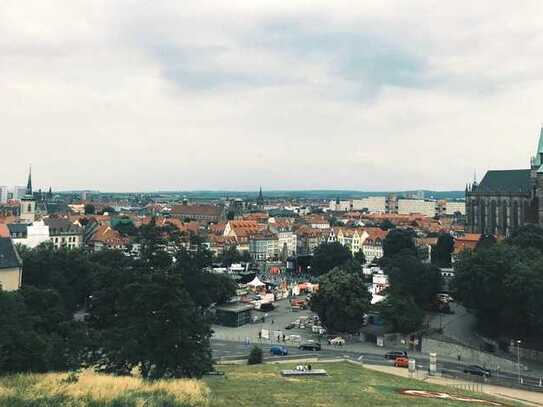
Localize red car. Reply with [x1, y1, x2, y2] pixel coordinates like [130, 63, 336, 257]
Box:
[394, 357, 409, 368]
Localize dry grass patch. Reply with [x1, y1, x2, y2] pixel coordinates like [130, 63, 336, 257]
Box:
[0, 386, 14, 398]
[1, 370, 209, 406]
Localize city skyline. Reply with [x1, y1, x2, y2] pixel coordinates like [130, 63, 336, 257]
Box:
[3, 1, 543, 191]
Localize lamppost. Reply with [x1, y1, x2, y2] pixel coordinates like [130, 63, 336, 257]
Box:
[516, 339, 522, 384]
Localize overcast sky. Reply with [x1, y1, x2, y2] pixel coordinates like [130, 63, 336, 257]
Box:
[2, 1, 543, 192]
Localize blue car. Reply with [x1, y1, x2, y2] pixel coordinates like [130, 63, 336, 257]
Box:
[270, 345, 288, 356]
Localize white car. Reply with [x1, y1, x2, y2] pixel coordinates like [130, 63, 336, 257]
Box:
[328, 337, 345, 346]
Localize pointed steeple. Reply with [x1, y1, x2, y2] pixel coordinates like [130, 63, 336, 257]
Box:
[537, 126, 543, 164]
[26, 165, 33, 196]
[257, 186, 264, 207]
[533, 126, 543, 167]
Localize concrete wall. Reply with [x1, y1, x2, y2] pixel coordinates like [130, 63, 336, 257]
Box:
[422, 337, 517, 371]
[511, 346, 543, 364]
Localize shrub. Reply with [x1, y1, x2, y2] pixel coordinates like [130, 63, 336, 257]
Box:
[247, 346, 263, 365]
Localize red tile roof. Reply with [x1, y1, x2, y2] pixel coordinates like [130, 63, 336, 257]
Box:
[0, 224, 10, 238]
[90, 225, 128, 247]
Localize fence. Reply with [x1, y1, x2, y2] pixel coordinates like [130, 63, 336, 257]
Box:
[440, 369, 543, 393]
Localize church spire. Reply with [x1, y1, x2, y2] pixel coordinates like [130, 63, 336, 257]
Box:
[26, 165, 33, 196]
[257, 186, 264, 207]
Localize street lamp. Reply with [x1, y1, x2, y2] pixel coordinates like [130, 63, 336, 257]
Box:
[516, 339, 522, 384]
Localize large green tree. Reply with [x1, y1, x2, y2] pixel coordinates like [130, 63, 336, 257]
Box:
[88, 272, 213, 379]
[176, 247, 236, 308]
[12, 223, 236, 378]
[431, 233, 454, 267]
[475, 234, 497, 251]
[0, 287, 88, 374]
[382, 228, 417, 258]
[383, 255, 443, 308]
[507, 224, 543, 253]
[310, 268, 371, 333]
[310, 242, 352, 276]
[453, 244, 543, 337]
[216, 245, 250, 267]
[20, 243, 98, 313]
[377, 291, 425, 334]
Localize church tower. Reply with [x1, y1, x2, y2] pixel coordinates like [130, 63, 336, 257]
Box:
[256, 186, 264, 209]
[20, 166, 36, 224]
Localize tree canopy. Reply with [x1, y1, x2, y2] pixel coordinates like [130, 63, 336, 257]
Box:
[88, 272, 213, 379]
[475, 234, 497, 251]
[7, 222, 237, 379]
[382, 255, 443, 308]
[431, 233, 454, 267]
[453, 243, 543, 338]
[310, 242, 352, 276]
[310, 268, 371, 333]
[377, 290, 425, 334]
[507, 224, 543, 254]
[382, 228, 417, 258]
[216, 245, 251, 267]
[0, 287, 88, 373]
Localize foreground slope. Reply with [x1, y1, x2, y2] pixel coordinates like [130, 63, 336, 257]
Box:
[205, 362, 515, 407]
[0, 362, 517, 407]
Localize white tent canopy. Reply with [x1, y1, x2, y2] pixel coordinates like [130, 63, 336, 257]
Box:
[247, 276, 266, 287]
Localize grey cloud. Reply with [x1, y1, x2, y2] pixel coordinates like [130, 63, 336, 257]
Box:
[141, 40, 294, 90]
[245, 20, 429, 98]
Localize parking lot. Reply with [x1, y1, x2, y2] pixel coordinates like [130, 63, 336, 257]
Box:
[213, 296, 328, 345]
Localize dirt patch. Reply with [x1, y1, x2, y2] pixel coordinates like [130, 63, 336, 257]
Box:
[399, 389, 503, 405]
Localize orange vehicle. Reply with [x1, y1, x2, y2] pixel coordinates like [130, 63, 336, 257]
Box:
[394, 357, 409, 368]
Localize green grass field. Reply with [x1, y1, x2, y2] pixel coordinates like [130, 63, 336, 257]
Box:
[0, 362, 515, 407]
[205, 362, 514, 407]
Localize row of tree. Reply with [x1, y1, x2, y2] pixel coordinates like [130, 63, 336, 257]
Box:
[309, 229, 443, 334]
[0, 221, 237, 378]
[310, 224, 543, 341]
[453, 225, 543, 339]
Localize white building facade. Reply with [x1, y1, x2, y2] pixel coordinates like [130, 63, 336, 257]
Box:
[397, 199, 437, 217]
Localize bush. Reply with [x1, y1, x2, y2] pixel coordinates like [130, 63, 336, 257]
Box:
[247, 346, 263, 365]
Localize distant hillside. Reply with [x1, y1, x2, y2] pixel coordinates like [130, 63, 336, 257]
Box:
[153, 190, 466, 201]
[57, 189, 465, 201]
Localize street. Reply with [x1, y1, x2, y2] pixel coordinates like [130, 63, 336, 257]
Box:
[211, 339, 543, 391]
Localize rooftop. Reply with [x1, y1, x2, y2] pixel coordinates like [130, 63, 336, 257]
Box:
[476, 169, 532, 194]
[0, 237, 22, 269]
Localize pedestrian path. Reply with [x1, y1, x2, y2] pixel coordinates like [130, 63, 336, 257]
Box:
[363, 364, 543, 406]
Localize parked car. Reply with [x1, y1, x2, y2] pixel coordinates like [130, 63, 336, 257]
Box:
[287, 334, 302, 342]
[284, 323, 295, 330]
[463, 365, 491, 377]
[384, 351, 408, 360]
[270, 345, 288, 356]
[298, 342, 321, 351]
[393, 357, 409, 368]
[328, 337, 345, 346]
[291, 299, 306, 308]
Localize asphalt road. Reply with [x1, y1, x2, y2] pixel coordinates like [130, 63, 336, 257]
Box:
[212, 339, 543, 391]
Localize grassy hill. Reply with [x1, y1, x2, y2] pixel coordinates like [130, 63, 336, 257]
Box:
[206, 362, 512, 407]
[0, 362, 514, 407]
